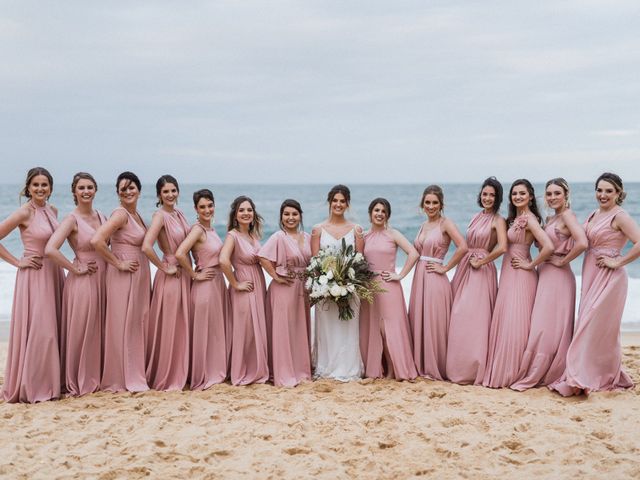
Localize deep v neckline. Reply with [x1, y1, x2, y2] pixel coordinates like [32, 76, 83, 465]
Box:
[322, 227, 354, 242]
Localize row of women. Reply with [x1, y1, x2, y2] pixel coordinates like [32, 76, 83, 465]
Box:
[0, 169, 638, 404]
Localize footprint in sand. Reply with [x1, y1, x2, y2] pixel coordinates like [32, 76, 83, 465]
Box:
[284, 447, 312, 455]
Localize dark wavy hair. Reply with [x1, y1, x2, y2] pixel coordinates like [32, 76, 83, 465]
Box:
[279, 199, 303, 231]
[21, 167, 54, 201]
[420, 185, 444, 213]
[327, 184, 351, 205]
[193, 189, 215, 207]
[115, 171, 141, 194]
[595, 172, 626, 205]
[71, 172, 98, 206]
[155, 174, 180, 207]
[507, 179, 542, 226]
[476, 177, 503, 213]
[368, 197, 392, 221]
[227, 195, 264, 238]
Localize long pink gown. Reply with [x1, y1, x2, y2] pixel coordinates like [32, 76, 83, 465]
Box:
[550, 207, 634, 396]
[228, 230, 269, 386]
[360, 230, 417, 380]
[60, 211, 107, 396]
[101, 207, 150, 393]
[483, 214, 538, 388]
[408, 220, 452, 380]
[2, 202, 64, 403]
[259, 230, 312, 387]
[511, 215, 576, 391]
[146, 209, 191, 391]
[190, 224, 231, 390]
[446, 212, 498, 385]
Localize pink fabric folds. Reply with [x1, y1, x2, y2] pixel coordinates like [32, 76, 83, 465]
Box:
[190, 224, 231, 390]
[2, 203, 64, 403]
[146, 209, 191, 391]
[446, 212, 498, 385]
[360, 230, 417, 380]
[228, 230, 269, 386]
[101, 208, 150, 393]
[550, 207, 633, 396]
[511, 215, 576, 390]
[483, 214, 538, 388]
[60, 212, 107, 396]
[408, 220, 452, 380]
[259, 230, 312, 387]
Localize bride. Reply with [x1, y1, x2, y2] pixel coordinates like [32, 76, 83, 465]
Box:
[311, 184, 364, 381]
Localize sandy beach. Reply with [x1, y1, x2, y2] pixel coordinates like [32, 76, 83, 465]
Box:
[0, 336, 639, 479]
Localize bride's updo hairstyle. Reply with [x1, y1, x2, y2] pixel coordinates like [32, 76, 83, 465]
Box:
[327, 184, 351, 207]
[596, 172, 626, 205]
[227, 195, 264, 238]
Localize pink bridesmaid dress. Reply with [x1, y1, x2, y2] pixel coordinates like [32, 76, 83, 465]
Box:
[60, 211, 107, 396]
[2, 203, 64, 403]
[446, 212, 498, 385]
[408, 219, 452, 380]
[550, 207, 634, 396]
[511, 215, 576, 390]
[360, 230, 417, 380]
[483, 214, 538, 388]
[228, 230, 269, 386]
[146, 209, 191, 391]
[101, 207, 150, 393]
[190, 224, 231, 390]
[259, 230, 312, 387]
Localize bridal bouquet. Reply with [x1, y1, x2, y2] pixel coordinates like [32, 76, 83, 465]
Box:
[304, 239, 384, 321]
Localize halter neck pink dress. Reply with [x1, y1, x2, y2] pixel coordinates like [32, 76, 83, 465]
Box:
[228, 230, 269, 386]
[408, 219, 452, 380]
[483, 214, 538, 388]
[2, 202, 64, 403]
[550, 207, 634, 396]
[259, 230, 312, 387]
[101, 207, 150, 393]
[146, 208, 191, 391]
[446, 211, 498, 385]
[60, 211, 107, 396]
[360, 230, 417, 380]
[511, 213, 576, 391]
[190, 224, 231, 389]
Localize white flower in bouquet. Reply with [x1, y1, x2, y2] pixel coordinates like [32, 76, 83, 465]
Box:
[346, 283, 355, 293]
[305, 278, 312, 289]
[326, 270, 334, 280]
[340, 286, 348, 297]
[348, 267, 355, 280]
[354, 252, 364, 262]
[319, 275, 328, 285]
[330, 284, 342, 298]
[319, 284, 329, 297]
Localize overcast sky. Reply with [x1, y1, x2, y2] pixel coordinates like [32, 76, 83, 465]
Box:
[1, 1, 639, 184]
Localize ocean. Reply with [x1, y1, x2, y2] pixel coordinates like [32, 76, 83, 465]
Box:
[1, 182, 639, 331]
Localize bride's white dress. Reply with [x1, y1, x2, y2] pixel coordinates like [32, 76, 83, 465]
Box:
[313, 228, 364, 381]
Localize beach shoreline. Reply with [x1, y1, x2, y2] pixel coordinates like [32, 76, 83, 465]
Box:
[1, 340, 639, 478]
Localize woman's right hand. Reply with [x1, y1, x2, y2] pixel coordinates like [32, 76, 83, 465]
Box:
[193, 267, 217, 282]
[235, 280, 254, 292]
[74, 260, 97, 276]
[18, 255, 43, 270]
[118, 259, 139, 273]
[274, 274, 294, 285]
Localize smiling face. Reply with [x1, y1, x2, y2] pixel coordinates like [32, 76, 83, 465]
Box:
[330, 193, 348, 217]
[480, 185, 496, 212]
[236, 200, 254, 227]
[545, 183, 567, 212]
[510, 183, 531, 210]
[370, 203, 388, 227]
[118, 179, 140, 207]
[422, 194, 441, 218]
[159, 182, 179, 208]
[595, 180, 619, 210]
[74, 178, 96, 206]
[196, 197, 215, 223]
[281, 206, 301, 231]
[28, 174, 52, 205]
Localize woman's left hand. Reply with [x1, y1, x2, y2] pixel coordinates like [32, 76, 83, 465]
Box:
[381, 271, 401, 282]
[511, 258, 534, 270]
[425, 262, 447, 275]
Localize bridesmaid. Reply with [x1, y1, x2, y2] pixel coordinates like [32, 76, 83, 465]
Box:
[512, 178, 587, 391]
[142, 175, 190, 391]
[219, 196, 269, 386]
[446, 177, 507, 385]
[550, 173, 640, 396]
[483, 179, 554, 388]
[259, 199, 312, 387]
[360, 198, 419, 380]
[0, 167, 64, 403]
[92, 171, 150, 393]
[176, 189, 231, 389]
[408, 185, 468, 380]
[45, 172, 106, 396]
